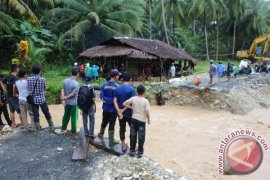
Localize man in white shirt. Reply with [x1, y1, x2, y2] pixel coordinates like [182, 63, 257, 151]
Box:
[170, 64, 176, 77]
[14, 69, 35, 131]
[123, 85, 150, 158]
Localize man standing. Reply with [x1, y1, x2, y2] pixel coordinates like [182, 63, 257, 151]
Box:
[114, 72, 136, 151]
[217, 62, 225, 83]
[91, 64, 99, 81]
[169, 64, 176, 78]
[84, 63, 92, 82]
[0, 73, 12, 126]
[78, 76, 96, 139]
[2, 64, 23, 128]
[27, 64, 56, 132]
[209, 60, 217, 85]
[98, 69, 120, 147]
[123, 85, 150, 158]
[61, 69, 80, 135]
[14, 69, 35, 131]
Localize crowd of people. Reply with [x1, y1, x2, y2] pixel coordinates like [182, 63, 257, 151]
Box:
[0, 64, 151, 158]
[207, 60, 240, 85]
[0, 64, 56, 130]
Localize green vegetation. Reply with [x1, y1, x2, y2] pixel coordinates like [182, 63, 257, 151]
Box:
[1, 0, 270, 67]
[0, 0, 270, 103]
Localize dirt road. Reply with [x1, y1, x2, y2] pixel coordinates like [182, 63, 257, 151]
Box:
[37, 102, 270, 180]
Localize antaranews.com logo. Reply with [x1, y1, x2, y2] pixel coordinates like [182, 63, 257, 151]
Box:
[218, 129, 268, 175]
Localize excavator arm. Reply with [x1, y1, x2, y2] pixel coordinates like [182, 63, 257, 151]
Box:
[237, 33, 270, 62]
[248, 35, 267, 56]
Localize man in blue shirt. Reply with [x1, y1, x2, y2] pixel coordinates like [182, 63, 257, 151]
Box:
[98, 69, 120, 147]
[114, 72, 136, 151]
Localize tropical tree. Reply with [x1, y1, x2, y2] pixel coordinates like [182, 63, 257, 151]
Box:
[225, 0, 245, 56]
[0, 11, 16, 35]
[48, 0, 145, 44]
[188, 0, 225, 60]
[153, 0, 186, 45]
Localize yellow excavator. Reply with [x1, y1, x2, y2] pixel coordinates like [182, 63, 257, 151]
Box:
[236, 33, 270, 62]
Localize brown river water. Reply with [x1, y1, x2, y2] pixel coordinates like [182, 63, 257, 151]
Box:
[38, 102, 270, 180]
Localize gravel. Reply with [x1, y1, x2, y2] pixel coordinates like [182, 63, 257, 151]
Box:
[0, 130, 183, 180]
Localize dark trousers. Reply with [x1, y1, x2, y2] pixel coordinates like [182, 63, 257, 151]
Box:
[101, 112, 117, 130]
[32, 101, 52, 123]
[82, 105, 95, 136]
[119, 116, 131, 141]
[0, 103, 12, 125]
[130, 118, 146, 155]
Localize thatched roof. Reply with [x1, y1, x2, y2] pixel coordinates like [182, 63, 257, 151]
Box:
[79, 37, 197, 64]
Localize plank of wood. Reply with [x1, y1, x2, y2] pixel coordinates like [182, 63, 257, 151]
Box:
[89, 136, 130, 156]
[72, 127, 89, 161]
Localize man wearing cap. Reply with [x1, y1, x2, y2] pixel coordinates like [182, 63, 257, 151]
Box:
[98, 69, 120, 147]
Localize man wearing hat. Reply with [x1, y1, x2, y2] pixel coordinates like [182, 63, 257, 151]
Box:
[98, 69, 120, 147]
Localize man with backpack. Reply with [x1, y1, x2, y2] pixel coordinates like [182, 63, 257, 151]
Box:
[61, 69, 80, 135]
[98, 69, 120, 147]
[77, 76, 96, 139]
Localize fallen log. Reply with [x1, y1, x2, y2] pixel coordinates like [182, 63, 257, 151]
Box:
[89, 136, 129, 156]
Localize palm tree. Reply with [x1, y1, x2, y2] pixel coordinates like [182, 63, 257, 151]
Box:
[153, 0, 185, 45]
[48, 0, 145, 42]
[226, 0, 245, 56]
[161, 0, 169, 44]
[0, 11, 16, 35]
[1, 0, 54, 27]
[189, 0, 225, 60]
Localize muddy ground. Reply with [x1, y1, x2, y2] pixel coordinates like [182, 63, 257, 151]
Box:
[155, 73, 270, 114]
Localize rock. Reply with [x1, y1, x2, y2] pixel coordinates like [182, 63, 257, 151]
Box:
[1, 125, 13, 132]
[123, 177, 133, 180]
[56, 147, 63, 152]
[142, 173, 154, 180]
[165, 169, 173, 174]
[135, 166, 141, 172]
[103, 174, 112, 180]
[180, 176, 188, 180]
[153, 162, 159, 166]
[133, 173, 140, 179]
[120, 170, 133, 177]
[110, 156, 118, 162]
[98, 164, 104, 169]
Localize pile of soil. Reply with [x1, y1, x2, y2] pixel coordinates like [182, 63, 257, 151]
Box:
[0, 129, 183, 180]
[158, 74, 270, 114]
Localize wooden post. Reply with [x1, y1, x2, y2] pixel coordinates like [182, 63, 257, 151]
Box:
[179, 60, 182, 77]
[159, 58, 162, 82]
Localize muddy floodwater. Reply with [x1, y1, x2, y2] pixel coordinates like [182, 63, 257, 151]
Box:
[42, 102, 270, 180]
